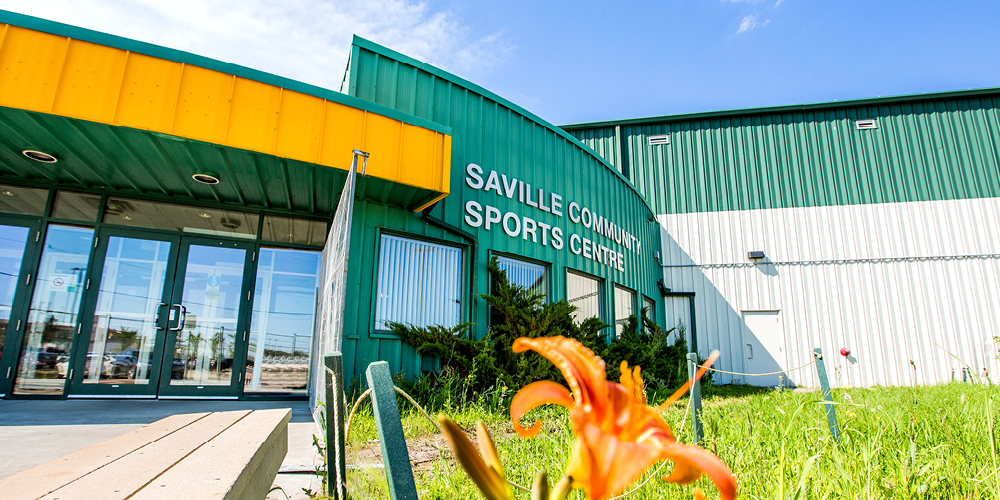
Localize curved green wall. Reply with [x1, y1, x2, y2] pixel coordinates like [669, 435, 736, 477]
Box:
[341, 37, 665, 382]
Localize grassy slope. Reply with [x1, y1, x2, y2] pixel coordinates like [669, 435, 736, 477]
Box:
[344, 383, 998, 499]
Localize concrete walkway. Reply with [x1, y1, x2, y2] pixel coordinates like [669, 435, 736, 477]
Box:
[0, 399, 323, 499]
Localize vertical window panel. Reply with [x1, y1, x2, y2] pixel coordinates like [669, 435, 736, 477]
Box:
[614, 285, 636, 338]
[567, 271, 602, 325]
[375, 235, 462, 330]
[496, 255, 547, 299]
[245, 248, 320, 394]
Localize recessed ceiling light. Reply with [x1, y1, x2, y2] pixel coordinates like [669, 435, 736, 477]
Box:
[219, 217, 241, 229]
[1, 190, 14, 197]
[198, 213, 212, 219]
[120, 215, 133, 221]
[23, 150, 58, 163]
[192, 173, 220, 185]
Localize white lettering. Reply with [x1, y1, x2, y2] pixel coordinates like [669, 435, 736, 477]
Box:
[484, 171, 503, 196]
[569, 202, 581, 223]
[502, 212, 521, 237]
[537, 221, 551, 246]
[522, 217, 537, 243]
[502, 174, 517, 199]
[552, 227, 564, 249]
[465, 163, 484, 189]
[525, 183, 538, 207]
[464, 201, 483, 228]
[582, 238, 592, 259]
[551, 193, 563, 216]
[485, 206, 501, 230]
[617, 251, 624, 272]
[569, 233, 581, 254]
[538, 189, 550, 212]
[581, 208, 592, 228]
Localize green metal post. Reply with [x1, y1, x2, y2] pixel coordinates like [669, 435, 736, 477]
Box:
[686, 352, 704, 445]
[812, 348, 841, 443]
[324, 353, 348, 500]
[366, 361, 418, 500]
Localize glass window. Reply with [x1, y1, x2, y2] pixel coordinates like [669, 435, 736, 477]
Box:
[103, 197, 259, 240]
[614, 285, 636, 338]
[14, 225, 94, 395]
[261, 215, 328, 246]
[244, 248, 320, 394]
[0, 225, 31, 362]
[0, 184, 48, 216]
[82, 236, 172, 386]
[643, 295, 655, 322]
[567, 271, 602, 325]
[51, 191, 101, 221]
[495, 255, 547, 299]
[374, 235, 462, 330]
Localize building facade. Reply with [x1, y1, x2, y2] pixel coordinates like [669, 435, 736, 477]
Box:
[565, 93, 1000, 387]
[0, 11, 662, 400]
[0, 11, 996, 402]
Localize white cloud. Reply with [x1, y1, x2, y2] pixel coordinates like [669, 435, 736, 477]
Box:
[0, 0, 512, 91]
[736, 14, 769, 34]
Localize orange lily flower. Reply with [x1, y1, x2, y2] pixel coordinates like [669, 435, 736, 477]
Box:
[510, 336, 737, 500]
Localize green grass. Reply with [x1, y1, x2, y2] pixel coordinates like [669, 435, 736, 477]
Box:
[342, 383, 998, 499]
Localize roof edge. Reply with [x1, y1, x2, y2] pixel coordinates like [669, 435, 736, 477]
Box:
[561, 86, 1000, 130]
[350, 35, 658, 219]
[0, 9, 452, 137]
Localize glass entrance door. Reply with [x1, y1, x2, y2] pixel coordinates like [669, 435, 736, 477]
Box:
[0, 220, 40, 396]
[157, 238, 253, 398]
[67, 233, 253, 398]
[69, 230, 179, 397]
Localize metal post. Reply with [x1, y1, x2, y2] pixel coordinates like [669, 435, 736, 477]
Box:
[366, 361, 418, 500]
[686, 352, 704, 445]
[324, 353, 348, 500]
[812, 348, 841, 443]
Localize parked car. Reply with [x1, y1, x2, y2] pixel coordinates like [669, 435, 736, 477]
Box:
[59, 353, 115, 379]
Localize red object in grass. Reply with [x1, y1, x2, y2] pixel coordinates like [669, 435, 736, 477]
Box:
[840, 347, 851, 357]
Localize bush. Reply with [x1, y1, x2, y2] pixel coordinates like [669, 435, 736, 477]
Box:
[392, 257, 692, 408]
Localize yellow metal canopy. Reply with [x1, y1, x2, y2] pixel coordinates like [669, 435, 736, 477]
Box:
[0, 22, 451, 208]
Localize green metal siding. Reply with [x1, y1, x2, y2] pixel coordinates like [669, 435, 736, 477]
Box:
[344, 38, 665, 381]
[567, 94, 1000, 215]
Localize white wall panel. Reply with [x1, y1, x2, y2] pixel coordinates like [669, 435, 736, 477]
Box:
[658, 197, 1000, 387]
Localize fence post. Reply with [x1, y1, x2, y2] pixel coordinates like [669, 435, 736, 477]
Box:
[324, 353, 348, 500]
[686, 352, 704, 445]
[811, 348, 841, 443]
[366, 361, 418, 500]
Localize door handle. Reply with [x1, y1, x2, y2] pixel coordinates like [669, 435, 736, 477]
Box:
[154, 303, 167, 330]
[169, 304, 187, 331]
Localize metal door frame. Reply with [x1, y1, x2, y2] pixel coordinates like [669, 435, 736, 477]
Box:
[156, 236, 255, 399]
[0, 217, 43, 396]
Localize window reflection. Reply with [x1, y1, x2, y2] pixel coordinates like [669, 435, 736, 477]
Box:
[244, 248, 320, 394]
[495, 255, 547, 299]
[614, 285, 636, 338]
[374, 235, 462, 330]
[14, 225, 94, 395]
[567, 271, 603, 326]
[82, 237, 171, 385]
[0, 225, 31, 364]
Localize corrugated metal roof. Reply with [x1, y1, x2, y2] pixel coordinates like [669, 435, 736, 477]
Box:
[561, 86, 1000, 130]
[569, 95, 1000, 215]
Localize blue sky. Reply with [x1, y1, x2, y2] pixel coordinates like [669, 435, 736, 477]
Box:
[2, 1, 998, 125]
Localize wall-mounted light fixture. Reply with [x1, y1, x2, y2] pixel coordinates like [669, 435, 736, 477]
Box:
[747, 250, 765, 261]
[653, 250, 661, 264]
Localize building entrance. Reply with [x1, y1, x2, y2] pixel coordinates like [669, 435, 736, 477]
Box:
[65, 229, 254, 399]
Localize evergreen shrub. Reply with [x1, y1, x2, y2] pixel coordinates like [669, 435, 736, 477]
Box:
[390, 257, 690, 408]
